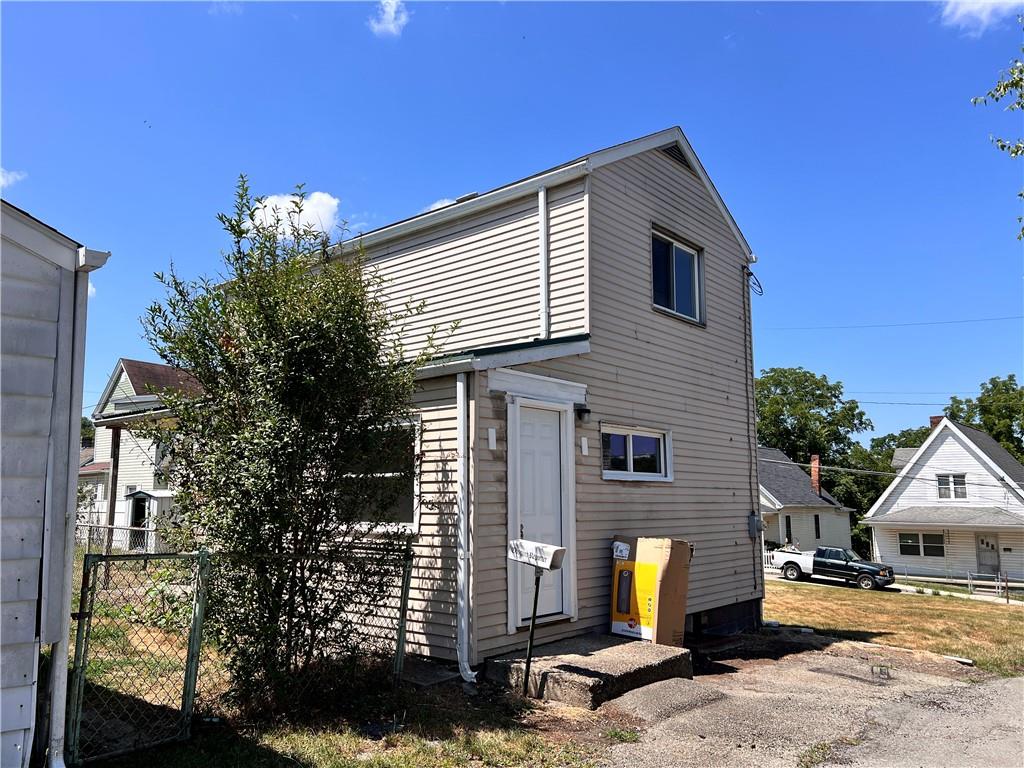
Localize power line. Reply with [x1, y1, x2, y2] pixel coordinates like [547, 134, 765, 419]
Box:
[763, 315, 1023, 331]
[760, 457, 1015, 492]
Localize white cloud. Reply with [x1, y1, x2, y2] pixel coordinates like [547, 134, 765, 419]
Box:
[207, 2, 243, 16]
[254, 191, 341, 237]
[1, 168, 27, 189]
[369, 0, 409, 37]
[940, 1, 1023, 35]
[421, 198, 455, 214]
[88, 279, 96, 299]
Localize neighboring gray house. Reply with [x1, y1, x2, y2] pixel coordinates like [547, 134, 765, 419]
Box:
[758, 447, 853, 551]
[341, 126, 763, 677]
[864, 417, 1024, 580]
[1, 201, 108, 767]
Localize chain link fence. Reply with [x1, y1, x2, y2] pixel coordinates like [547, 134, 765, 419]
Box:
[66, 527, 415, 765]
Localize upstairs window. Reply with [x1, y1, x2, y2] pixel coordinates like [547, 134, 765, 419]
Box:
[936, 474, 967, 500]
[601, 424, 672, 481]
[652, 232, 703, 323]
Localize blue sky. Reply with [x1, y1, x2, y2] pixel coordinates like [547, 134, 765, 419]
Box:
[3, 1, 1022, 441]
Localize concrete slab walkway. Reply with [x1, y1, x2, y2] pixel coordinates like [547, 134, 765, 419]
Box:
[485, 633, 692, 709]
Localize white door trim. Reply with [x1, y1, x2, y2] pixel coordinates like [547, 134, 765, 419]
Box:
[506, 395, 578, 634]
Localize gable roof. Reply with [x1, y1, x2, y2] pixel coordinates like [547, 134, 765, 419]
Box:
[93, 358, 201, 422]
[345, 127, 754, 262]
[953, 422, 1024, 488]
[865, 417, 1024, 518]
[757, 447, 844, 509]
[119, 359, 201, 398]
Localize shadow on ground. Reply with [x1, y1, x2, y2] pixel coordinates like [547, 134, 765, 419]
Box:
[688, 629, 895, 676]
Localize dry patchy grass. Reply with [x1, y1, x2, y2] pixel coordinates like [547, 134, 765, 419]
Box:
[764, 579, 1024, 675]
[98, 683, 608, 768]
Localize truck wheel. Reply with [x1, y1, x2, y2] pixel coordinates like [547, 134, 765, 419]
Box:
[857, 574, 875, 590]
[783, 564, 802, 581]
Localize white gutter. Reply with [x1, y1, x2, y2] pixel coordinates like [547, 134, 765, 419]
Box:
[454, 373, 477, 682]
[537, 186, 550, 339]
[49, 249, 107, 768]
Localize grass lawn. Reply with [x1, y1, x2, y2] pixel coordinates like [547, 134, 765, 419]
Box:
[97, 683, 611, 768]
[764, 579, 1024, 676]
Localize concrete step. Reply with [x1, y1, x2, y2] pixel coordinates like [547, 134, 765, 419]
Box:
[484, 633, 692, 709]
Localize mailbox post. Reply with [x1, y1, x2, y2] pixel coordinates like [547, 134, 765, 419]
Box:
[507, 539, 566, 697]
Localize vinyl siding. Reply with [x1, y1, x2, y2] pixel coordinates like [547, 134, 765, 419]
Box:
[867, 427, 1024, 579]
[873, 428, 1024, 515]
[404, 376, 461, 659]
[470, 148, 761, 659]
[99, 368, 134, 415]
[766, 507, 852, 551]
[1, 222, 76, 766]
[361, 180, 587, 359]
[93, 429, 159, 528]
[872, 528, 1024, 581]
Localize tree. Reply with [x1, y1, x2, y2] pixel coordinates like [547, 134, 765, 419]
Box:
[755, 367, 872, 465]
[139, 178, 436, 713]
[946, 374, 1024, 461]
[80, 416, 95, 447]
[973, 16, 1024, 239]
[827, 427, 931, 555]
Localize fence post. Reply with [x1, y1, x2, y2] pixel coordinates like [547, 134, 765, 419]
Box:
[392, 541, 414, 686]
[180, 551, 210, 738]
[66, 554, 99, 766]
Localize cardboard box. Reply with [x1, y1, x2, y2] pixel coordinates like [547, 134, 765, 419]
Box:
[610, 536, 694, 646]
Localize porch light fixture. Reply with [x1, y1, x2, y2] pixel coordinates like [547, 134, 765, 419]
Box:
[574, 404, 592, 424]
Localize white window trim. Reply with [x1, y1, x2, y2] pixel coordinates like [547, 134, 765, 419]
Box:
[506, 395, 578, 634]
[897, 531, 946, 558]
[651, 230, 705, 324]
[600, 422, 674, 482]
[936, 473, 968, 502]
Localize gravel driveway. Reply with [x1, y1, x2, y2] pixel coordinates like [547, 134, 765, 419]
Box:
[599, 632, 1023, 768]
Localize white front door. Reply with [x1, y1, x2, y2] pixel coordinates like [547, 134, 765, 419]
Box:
[517, 405, 564, 619]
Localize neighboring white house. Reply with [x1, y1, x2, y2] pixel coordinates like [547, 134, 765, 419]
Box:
[864, 416, 1024, 581]
[1, 201, 108, 767]
[758, 447, 853, 551]
[79, 358, 199, 550]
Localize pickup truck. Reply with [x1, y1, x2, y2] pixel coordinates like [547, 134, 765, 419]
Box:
[771, 546, 896, 590]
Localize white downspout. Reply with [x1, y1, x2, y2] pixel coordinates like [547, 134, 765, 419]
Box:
[455, 372, 477, 682]
[537, 186, 550, 339]
[49, 249, 106, 767]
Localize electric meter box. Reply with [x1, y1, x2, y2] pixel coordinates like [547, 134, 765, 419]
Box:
[610, 536, 694, 646]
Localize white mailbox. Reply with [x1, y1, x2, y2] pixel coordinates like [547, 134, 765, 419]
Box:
[507, 539, 566, 572]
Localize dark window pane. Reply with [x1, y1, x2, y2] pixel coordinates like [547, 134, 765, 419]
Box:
[673, 246, 697, 319]
[385, 490, 415, 524]
[922, 545, 944, 557]
[652, 235, 672, 309]
[898, 532, 920, 556]
[631, 435, 662, 474]
[602, 433, 628, 472]
[953, 475, 967, 499]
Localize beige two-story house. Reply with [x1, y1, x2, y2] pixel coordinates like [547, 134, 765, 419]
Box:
[347, 127, 763, 677]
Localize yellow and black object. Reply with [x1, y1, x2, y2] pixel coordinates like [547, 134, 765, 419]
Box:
[610, 536, 694, 646]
